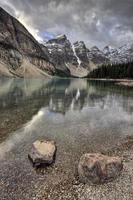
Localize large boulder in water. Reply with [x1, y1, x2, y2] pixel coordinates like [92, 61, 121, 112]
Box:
[28, 139, 56, 167]
[78, 153, 123, 184]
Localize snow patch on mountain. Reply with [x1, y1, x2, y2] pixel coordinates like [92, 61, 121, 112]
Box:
[104, 44, 133, 63]
[72, 44, 82, 67]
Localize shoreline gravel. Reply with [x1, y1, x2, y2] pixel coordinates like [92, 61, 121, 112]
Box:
[33, 136, 133, 200]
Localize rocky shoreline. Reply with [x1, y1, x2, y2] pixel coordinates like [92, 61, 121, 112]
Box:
[116, 81, 133, 87]
[0, 134, 132, 200]
[88, 78, 133, 88]
[88, 78, 133, 82]
[33, 136, 133, 200]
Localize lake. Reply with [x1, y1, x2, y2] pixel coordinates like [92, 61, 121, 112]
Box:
[0, 78, 133, 199]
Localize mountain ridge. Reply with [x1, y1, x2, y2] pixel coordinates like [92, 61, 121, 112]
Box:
[45, 34, 133, 77]
[0, 7, 133, 78]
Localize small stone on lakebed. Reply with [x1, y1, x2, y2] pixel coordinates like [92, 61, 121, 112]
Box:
[78, 153, 123, 184]
[28, 139, 56, 167]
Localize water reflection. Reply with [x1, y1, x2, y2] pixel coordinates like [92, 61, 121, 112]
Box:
[0, 78, 89, 112]
[0, 78, 133, 154]
[0, 78, 133, 114]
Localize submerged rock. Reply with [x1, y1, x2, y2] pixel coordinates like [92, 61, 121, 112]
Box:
[78, 153, 123, 184]
[28, 139, 56, 167]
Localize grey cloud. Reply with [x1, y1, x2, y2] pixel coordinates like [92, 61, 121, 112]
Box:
[0, 0, 133, 48]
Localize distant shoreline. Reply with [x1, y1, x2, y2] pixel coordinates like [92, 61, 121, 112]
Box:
[88, 78, 133, 82]
[88, 78, 133, 87]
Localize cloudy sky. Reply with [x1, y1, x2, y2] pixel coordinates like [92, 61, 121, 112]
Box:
[0, 0, 133, 48]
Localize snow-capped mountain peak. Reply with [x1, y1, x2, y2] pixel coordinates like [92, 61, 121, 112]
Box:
[103, 46, 117, 55]
[45, 34, 133, 77]
[105, 44, 133, 63]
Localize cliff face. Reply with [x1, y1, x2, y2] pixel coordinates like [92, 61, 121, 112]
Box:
[45, 35, 96, 77]
[0, 7, 55, 78]
[45, 35, 111, 77]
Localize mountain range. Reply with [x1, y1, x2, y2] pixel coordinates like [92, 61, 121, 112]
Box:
[0, 7, 133, 78]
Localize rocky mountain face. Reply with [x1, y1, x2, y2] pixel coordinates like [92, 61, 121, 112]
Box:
[87, 46, 109, 65]
[45, 35, 89, 77]
[0, 7, 55, 78]
[1, 7, 133, 78]
[45, 35, 109, 77]
[103, 44, 133, 64]
[45, 34, 133, 77]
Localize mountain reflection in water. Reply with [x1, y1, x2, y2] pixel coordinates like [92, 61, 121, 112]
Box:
[0, 78, 133, 114]
[0, 78, 133, 156]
